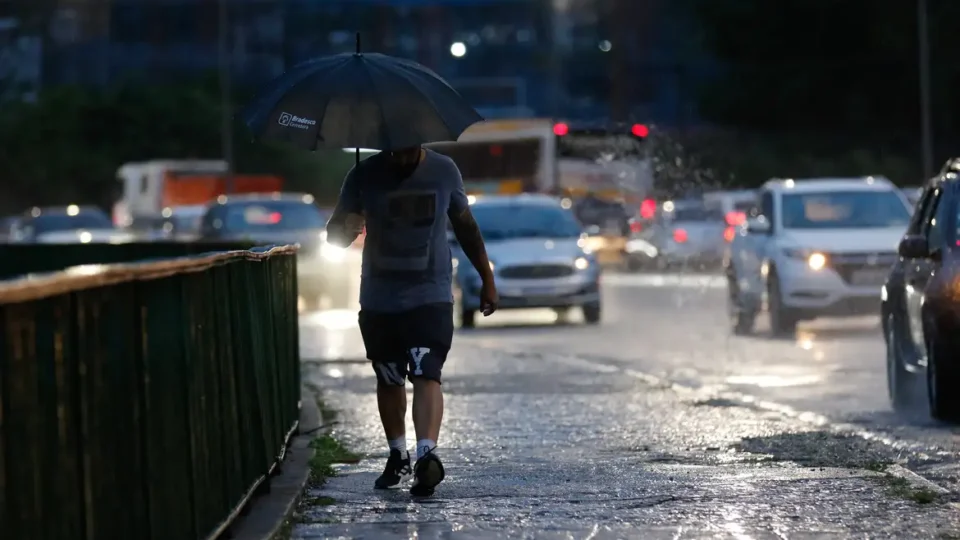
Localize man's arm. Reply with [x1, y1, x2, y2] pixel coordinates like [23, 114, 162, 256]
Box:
[325, 167, 365, 247]
[449, 206, 494, 283]
[446, 164, 493, 282]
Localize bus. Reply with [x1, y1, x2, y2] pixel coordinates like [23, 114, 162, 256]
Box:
[426, 119, 652, 200]
[426, 118, 556, 195]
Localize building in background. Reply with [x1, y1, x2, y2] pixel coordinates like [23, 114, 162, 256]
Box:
[22, 0, 711, 126]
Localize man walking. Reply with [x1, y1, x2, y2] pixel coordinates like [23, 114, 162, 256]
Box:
[325, 146, 498, 497]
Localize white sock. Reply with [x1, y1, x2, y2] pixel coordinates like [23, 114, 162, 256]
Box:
[388, 437, 407, 454]
[416, 439, 436, 459]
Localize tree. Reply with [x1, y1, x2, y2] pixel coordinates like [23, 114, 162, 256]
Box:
[0, 79, 353, 213]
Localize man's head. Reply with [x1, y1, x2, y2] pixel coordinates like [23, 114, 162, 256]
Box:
[386, 146, 422, 166]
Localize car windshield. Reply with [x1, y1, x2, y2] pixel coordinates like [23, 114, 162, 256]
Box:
[781, 190, 911, 229]
[221, 202, 325, 232]
[31, 211, 113, 234]
[471, 203, 583, 240]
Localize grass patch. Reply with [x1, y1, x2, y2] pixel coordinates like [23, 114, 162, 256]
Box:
[880, 475, 941, 504]
[308, 434, 361, 485]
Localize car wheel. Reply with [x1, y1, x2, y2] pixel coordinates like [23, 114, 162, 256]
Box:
[926, 326, 960, 422]
[582, 302, 602, 324]
[727, 273, 756, 336]
[767, 272, 799, 338]
[885, 312, 915, 411]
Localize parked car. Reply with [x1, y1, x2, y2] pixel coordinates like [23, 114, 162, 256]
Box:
[198, 193, 356, 310]
[10, 205, 120, 243]
[726, 176, 911, 336]
[452, 194, 602, 327]
[883, 158, 960, 421]
[626, 198, 728, 271]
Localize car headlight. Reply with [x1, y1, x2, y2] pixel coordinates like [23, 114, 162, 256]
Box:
[320, 241, 346, 262]
[574, 256, 590, 270]
[783, 248, 826, 271]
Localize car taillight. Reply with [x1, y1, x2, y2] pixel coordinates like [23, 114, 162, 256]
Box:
[629, 220, 642, 233]
[640, 198, 656, 220]
[673, 228, 688, 243]
[725, 211, 746, 226]
[724, 226, 735, 243]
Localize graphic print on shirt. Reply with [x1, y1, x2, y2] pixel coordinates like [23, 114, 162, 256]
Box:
[369, 189, 437, 278]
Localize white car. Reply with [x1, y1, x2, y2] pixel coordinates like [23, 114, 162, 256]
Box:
[452, 194, 602, 327]
[725, 176, 912, 336]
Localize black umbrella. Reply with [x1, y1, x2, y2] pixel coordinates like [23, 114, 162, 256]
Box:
[243, 34, 483, 163]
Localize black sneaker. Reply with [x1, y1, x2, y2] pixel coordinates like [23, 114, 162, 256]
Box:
[410, 448, 445, 497]
[374, 449, 411, 489]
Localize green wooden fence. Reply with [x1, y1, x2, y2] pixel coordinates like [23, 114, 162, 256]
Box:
[0, 245, 301, 540]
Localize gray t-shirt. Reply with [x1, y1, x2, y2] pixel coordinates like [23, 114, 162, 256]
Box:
[336, 149, 470, 312]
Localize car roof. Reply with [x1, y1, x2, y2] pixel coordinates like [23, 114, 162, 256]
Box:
[24, 205, 105, 216]
[213, 192, 316, 206]
[762, 177, 895, 194]
[469, 194, 563, 208]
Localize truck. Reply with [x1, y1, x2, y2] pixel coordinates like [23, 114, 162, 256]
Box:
[112, 160, 284, 227]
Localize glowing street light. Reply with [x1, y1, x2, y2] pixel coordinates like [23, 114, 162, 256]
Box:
[450, 42, 467, 58]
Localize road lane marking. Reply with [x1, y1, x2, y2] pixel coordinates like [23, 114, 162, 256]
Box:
[603, 273, 726, 289]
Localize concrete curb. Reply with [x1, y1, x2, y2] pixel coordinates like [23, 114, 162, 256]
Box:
[886, 464, 951, 495]
[229, 388, 323, 540]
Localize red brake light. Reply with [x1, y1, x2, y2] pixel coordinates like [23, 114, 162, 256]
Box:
[725, 211, 746, 226]
[631, 124, 649, 137]
[266, 212, 282, 224]
[673, 228, 688, 243]
[553, 123, 569, 136]
[640, 198, 656, 219]
[724, 226, 735, 243]
[629, 220, 642, 233]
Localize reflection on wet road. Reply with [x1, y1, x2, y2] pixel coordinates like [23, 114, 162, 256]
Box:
[295, 272, 960, 538]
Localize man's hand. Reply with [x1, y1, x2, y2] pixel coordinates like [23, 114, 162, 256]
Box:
[480, 279, 498, 316]
[326, 208, 364, 247]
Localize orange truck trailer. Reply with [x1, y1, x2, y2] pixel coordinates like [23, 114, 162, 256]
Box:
[113, 160, 283, 226]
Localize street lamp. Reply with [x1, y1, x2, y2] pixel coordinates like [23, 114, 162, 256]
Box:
[918, 0, 934, 179]
[450, 42, 467, 58]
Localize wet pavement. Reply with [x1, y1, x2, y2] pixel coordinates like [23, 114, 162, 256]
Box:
[293, 275, 960, 538]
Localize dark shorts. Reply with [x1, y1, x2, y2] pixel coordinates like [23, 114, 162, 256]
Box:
[358, 302, 454, 385]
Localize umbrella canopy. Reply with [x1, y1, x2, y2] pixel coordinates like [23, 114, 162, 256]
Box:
[243, 52, 483, 151]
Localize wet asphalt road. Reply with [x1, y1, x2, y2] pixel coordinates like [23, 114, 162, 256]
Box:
[294, 272, 960, 538]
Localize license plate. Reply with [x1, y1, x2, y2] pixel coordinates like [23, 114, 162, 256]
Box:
[504, 286, 560, 297]
[850, 268, 887, 286]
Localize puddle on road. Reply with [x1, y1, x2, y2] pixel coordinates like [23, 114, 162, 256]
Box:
[734, 430, 896, 470]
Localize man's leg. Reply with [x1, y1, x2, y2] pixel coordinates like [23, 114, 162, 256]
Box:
[405, 303, 454, 496]
[359, 310, 412, 489]
[377, 380, 407, 442]
[411, 378, 442, 444]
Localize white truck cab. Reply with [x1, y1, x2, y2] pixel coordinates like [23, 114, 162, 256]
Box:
[726, 176, 913, 336]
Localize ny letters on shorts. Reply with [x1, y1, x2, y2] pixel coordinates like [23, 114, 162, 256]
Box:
[409, 347, 430, 376]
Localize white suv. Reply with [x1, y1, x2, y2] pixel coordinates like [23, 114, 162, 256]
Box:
[725, 177, 912, 336]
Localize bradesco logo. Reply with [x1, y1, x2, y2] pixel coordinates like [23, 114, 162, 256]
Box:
[277, 112, 316, 130]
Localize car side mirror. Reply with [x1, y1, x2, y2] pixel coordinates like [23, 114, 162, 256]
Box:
[898, 235, 930, 259]
[585, 225, 601, 236]
[745, 217, 771, 235]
